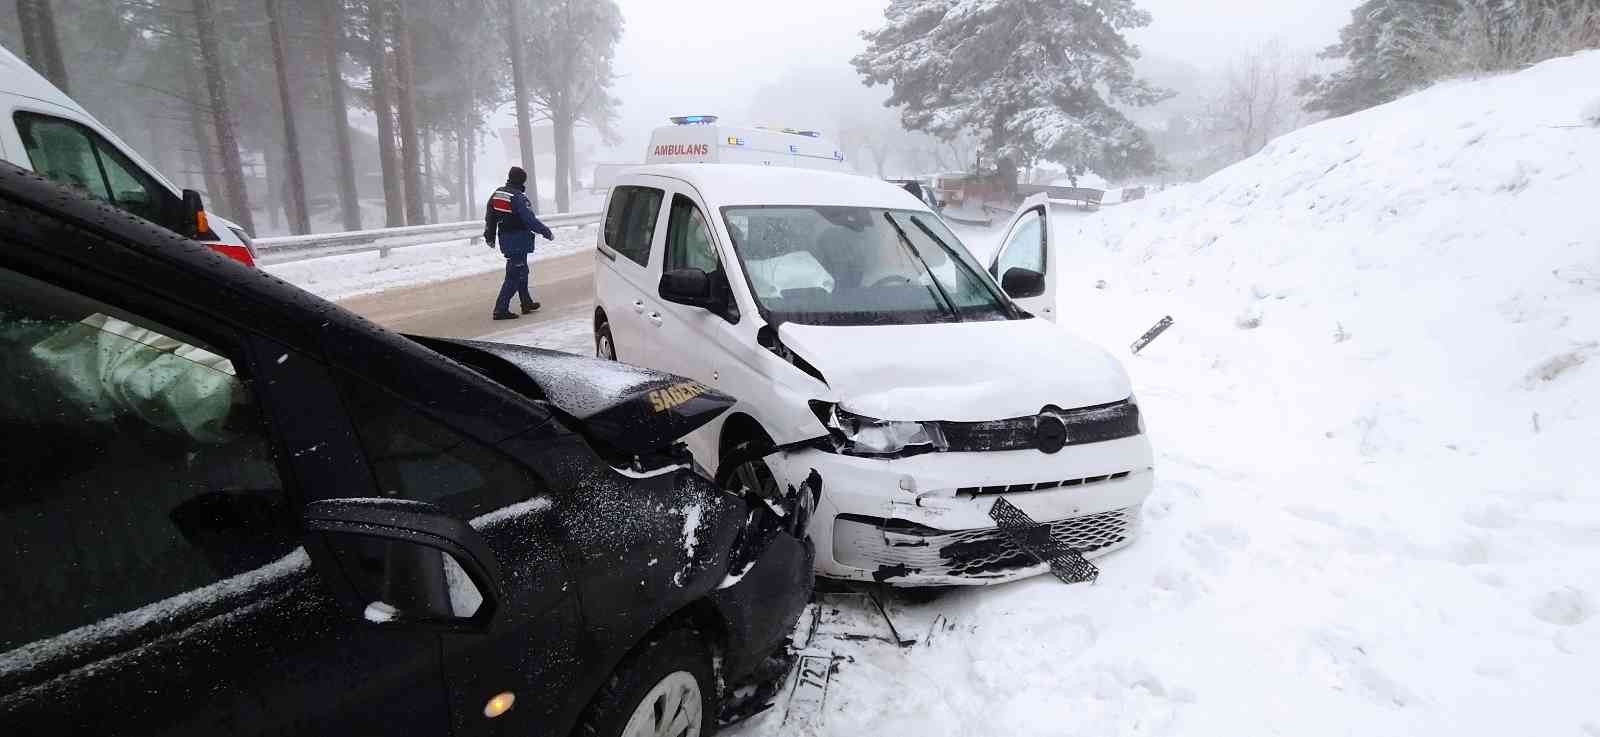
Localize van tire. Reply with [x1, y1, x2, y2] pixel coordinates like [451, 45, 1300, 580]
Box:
[596, 319, 616, 361]
[575, 628, 715, 737]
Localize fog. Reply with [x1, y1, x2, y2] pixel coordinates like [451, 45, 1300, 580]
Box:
[599, 0, 1362, 161]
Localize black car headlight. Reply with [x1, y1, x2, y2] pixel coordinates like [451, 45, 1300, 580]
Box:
[815, 403, 946, 456]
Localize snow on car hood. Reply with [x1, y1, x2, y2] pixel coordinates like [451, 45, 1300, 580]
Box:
[777, 318, 1131, 422]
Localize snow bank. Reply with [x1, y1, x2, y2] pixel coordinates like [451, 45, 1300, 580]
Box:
[734, 51, 1600, 737]
[265, 223, 599, 300]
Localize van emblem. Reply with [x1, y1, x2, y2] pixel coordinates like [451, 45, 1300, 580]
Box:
[1036, 414, 1067, 454]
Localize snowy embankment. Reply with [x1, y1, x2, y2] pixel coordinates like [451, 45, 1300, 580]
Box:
[264, 223, 600, 301]
[735, 52, 1600, 737]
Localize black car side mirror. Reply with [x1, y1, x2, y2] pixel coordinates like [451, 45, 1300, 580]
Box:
[660, 268, 715, 309]
[302, 498, 503, 628]
[1001, 267, 1046, 299]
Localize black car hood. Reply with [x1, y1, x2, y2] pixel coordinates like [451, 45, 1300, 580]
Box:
[412, 337, 734, 456]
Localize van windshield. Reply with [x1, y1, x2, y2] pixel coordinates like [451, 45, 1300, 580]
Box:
[721, 206, 1015, 326]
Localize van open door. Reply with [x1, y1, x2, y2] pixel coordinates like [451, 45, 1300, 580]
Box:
[989, 203, 1056, 321]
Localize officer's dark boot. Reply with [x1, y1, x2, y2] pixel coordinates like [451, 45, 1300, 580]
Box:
[492, 312, 519, 320]
[521, 302, 541, 314]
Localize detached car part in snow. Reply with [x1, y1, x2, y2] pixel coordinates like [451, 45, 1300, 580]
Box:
[1131, 315, 1175, 355]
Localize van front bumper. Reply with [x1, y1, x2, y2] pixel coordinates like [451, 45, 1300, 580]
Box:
[773, 434, 1154, 586]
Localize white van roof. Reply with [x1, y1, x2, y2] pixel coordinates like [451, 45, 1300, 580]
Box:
[0, 45, 92, 117]
[1, 44, 183, 196]
[630, 164, 928, 211]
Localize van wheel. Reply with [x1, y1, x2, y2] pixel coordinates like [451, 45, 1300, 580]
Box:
[596, 319, 617, 360]
[576, 629, 714, 737]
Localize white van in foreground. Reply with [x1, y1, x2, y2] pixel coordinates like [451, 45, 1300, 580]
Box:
[592, 164, 1153, 586]
[644, 115, 850, 172]
[0, 45, 255, 265]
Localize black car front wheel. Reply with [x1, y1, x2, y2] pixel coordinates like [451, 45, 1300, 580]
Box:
[577, 628, 714, 737]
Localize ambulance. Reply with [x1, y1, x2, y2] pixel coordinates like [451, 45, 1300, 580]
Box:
[644, 115, 850, 172]
[1, 43, 257, 266]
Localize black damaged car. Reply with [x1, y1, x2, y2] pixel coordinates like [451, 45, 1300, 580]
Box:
[0, 163, 815, 737]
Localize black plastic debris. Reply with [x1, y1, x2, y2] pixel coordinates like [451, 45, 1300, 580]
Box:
[988, 498, 1099, 585]
[1131, 315, 1175, 355]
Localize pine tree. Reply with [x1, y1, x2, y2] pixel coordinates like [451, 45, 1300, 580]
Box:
[522, 0, 623, 212]
[323, 0, 363, 231]
[506, 0, 539, 206]
[392, 0, 425, 225]
[15, 0, 71, 93]
[266, 0, 310, 234]
[853, 0, 1169, 180]
[366, 0, 405, 228]
[1298, 0, 1462, 117]
[191, 0, 254, 233]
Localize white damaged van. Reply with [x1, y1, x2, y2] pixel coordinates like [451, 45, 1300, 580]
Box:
[592, 164, 1153, 586]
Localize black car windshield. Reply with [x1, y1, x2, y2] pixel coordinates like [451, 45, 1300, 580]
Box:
[721, 205, 1014, 326]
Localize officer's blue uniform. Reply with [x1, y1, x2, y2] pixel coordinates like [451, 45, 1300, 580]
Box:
[483, 180, 554, 317]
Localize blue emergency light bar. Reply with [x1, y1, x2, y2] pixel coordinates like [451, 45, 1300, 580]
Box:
[670, 115, 719, 125]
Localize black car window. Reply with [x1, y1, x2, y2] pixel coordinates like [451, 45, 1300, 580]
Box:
[0, 266, 295, 655]
[665, 194, 720, 273]
[14, 112, 179, 232]
[338, 378, 544, 520]
[603, 185, 664, 267]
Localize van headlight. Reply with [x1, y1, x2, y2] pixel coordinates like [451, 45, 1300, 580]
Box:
[814, 402, 946, 456]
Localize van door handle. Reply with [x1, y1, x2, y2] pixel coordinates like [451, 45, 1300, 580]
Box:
[646, 312, 663, 326]
[633, 300, 646, 314]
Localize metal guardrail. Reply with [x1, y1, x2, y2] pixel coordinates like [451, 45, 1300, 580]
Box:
[255, 210, 602, 265]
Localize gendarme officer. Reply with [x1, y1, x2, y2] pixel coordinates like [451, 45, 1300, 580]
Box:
[483, 166, 554, 320]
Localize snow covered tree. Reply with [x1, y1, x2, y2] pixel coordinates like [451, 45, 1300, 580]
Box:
[852, 0, 1169, 180]
[1301, 0, 1598, 117]
[1299, 1, 1463, 117]
[1206, 41, 1314, 160]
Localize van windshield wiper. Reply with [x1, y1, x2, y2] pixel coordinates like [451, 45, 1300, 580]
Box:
[881, 212, 958, 321]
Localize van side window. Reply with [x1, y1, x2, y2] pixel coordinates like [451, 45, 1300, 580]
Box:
[0, 265, 295, 655]
[603, 185, 664, 267]
[93, 136, 170, 226]
[14, 112, 178, 233]
[665, 194, 719, 273]
[13, 113, 112, 201]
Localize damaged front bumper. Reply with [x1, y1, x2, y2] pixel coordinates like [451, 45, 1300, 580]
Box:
[770, 434, 1154, 586]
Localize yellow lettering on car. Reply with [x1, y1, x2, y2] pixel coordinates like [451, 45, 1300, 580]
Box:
[647, 382, 706, 413]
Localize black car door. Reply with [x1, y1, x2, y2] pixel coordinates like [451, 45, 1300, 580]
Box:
[322, 338, 586, 736]
[0, 215, 450, 734]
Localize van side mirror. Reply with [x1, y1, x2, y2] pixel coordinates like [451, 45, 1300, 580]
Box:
[1001, 267, 1046, 299]
[660, 268, 714, 308]
[182, 189, 214, 240]
[302, 498, 503, 628]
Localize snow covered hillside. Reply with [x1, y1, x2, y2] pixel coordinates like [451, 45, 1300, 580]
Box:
[735, 52, 1600, 737]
